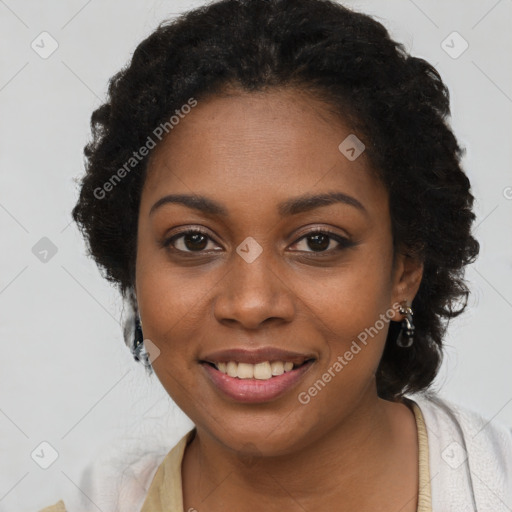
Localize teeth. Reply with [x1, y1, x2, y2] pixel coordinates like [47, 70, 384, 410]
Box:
[227, 361, 238, 377]
[237, 363, 254, 379]
[254, 362, 272, 380]
[270, 361, 284, 376]
[214, 360, 301, 380]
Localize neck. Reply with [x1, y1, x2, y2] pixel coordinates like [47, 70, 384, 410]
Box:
[182, 385, 413, 510]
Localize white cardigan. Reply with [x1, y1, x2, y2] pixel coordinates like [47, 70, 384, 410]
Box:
[56, 392, 512, 512]
[411, 392, 512, 511]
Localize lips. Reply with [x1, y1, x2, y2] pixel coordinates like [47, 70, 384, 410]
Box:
[200, 347, 316, 403]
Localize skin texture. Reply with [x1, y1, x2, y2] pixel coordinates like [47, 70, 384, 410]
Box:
[135, 88, 424, 511]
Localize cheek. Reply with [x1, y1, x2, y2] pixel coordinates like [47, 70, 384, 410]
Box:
[292, 240, 394, 391]
[297, 240, 394, 339]
[294, 281, 393, 429]
[134, 232, 210, 374]
[135, 260, 206, 413]
[137, 266, 206, 328]
[136, 270, 207, 360]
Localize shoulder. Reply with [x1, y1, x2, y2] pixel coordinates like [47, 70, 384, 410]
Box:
[408, 391, 512, 511]
[38, 447, 172, 512]
[412, 391, 512, 448]
[37, 427, 194, 512]
[50, 432, 190, 512]
[78, 444, 170, 512]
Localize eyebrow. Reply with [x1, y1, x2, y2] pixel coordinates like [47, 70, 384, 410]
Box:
[149, 191, 367, 217]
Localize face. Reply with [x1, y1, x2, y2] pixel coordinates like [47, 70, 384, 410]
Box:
[135, 88, 422, 457]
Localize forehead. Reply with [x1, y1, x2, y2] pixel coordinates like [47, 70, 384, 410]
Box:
[142, 88, 386, 218]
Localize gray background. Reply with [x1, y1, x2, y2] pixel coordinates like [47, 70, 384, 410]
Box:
[1, 0, 511, 510]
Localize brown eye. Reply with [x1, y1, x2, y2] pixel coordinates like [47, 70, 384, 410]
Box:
[291, 230, 353, 253]
[164, 230, 220, 253]
[305, 233, 330, 251]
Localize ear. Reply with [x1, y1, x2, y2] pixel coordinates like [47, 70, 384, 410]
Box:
[389, 247, 424, 321]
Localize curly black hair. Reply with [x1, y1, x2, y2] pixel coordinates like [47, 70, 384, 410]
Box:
[72, 0, 480, 400]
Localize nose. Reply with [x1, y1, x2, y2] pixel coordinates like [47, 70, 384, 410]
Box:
[213, 245, 296, 330]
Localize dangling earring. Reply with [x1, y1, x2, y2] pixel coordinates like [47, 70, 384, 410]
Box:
[396, 300, 415, 348]
[133, 316, 145, 362]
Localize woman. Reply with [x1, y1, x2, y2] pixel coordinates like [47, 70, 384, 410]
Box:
[41, 0, 512, 510]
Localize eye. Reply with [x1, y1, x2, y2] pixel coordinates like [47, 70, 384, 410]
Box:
[162, 228, 353, 255]
[163, 229, 221, 253]
[290, 230, 353, 253]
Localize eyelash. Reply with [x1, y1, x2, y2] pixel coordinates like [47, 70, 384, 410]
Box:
[161, 228, 354, 256]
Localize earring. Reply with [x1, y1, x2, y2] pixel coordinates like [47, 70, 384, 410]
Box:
[396, 300, 415, 348]
[133, 316, 145, 362]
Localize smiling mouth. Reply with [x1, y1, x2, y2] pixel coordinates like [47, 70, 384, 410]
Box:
[202, 359, 315, 380]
